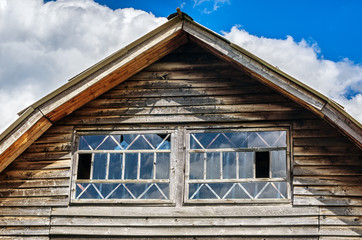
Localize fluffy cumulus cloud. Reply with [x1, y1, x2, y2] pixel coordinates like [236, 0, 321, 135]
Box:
[0, 0, 166, 132]
[0, 0, 361, 134]
[223, 27, 362, 122]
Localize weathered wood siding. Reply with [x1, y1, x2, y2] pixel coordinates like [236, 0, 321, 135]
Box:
[0, 42, 361, 239]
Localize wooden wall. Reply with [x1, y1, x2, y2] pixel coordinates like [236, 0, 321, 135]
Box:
[0, 42, 361, 239]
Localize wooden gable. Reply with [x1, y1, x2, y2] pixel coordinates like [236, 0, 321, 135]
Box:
[0, 10, 361, 239]
[1, 40, 361, 239]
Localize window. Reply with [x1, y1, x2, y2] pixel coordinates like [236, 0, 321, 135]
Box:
[186, 130, 289, 202]
[72, 133, 172, 203]
[71, 129, 290, 204]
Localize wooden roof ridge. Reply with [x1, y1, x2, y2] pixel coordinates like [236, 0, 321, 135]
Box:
[0, 10, 361, 173]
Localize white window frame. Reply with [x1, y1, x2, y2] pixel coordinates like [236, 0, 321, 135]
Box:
[184, 128, 291, 204]
[70, 130, 177, 204]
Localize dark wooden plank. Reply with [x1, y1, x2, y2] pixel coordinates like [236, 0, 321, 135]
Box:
[293, 166, 362, 176]
[0, 179, 69, 189]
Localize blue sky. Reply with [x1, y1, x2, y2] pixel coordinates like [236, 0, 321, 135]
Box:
[91, 0, 362, 64]
[0, 0, 361, 132]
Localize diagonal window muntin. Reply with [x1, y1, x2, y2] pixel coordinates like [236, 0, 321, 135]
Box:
[186, 129, 289, 202]
[74, 133, 172, 202]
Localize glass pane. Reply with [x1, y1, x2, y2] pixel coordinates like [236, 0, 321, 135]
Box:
[208, 183, 232, 198]
[109, 153, 122, 179]
[271, 150, 287, 178]
[246, 132, 269, 148]
[125, 153, 138, 179]
[139, 183, 168, 199]
[140, 134, 171, 150]
[156, 153, 170, 179]
[246, 131, 286, 148]
[79, 135, 107, 150]
[97, 135, 121, 150]
[189, 183, 218, 199]
[140, 153, 154, 179]
[190, 134, 203, 149]
[238, 152, 253, 178]
[225, 132, 248, 148]
[107, 184, 134, 199]
[92, 153, 107, 179]
[76, 183, 101, 199]
[125, 183, 169, 199]
[271, 131, 287, 147]
[126, 135, 153, 150]
[191, 133, 219, 149]
[190, 153, 204, 179]
[257, 182, 287, 199]
[223, 183, 251, 199]
[157, 134, 171, 150]
[241, 182, 268, 199]
[222, 152, 236, 179]
[206, 152, 220, 179]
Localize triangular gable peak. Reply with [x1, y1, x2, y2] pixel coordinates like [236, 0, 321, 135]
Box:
[0, 11, 361, 173]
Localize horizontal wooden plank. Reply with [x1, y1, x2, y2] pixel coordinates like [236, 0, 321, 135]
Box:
[51, 206, 319, 217]
[293, 166, 362, 176]
[0, 226, 49, 236]
[35, 133, 73, 144]
[292, 129, 342, 138]
[64, 111, 314, 125]
[320, 216, 362, 226]
[319, 226, 362, 236]
[0, 169, 70, 180]
[294, 186, 362, 197]
[85, 94, 289, 108]
[73, 104, 299, 117]
[9, 160, 71, 171]
[0, 187, 68, 198]
[0, 217, 50, 226]
[293, 156, 361, 166]
[293, 137, 354, 147]
[0, 196, 68, 207]
[51, 238, 318, 240]
[16, 152, 71, 161]
[294, 176, 362, 186]
[292, 120, 333, 130]
[0, 179, 69, 189]
[319, 237, 362, 240]
[128, 69, 246, 81]
[102, 85, 273, 97]
[294, 195, 362, 206]
[51, 216, 318, 227]
[26, 142, 72, 153]
[143, 61, 231, 71]
[50, 226, 319, 236]
[293, 146, 361, 156]
[1, 237, 49, 240]
[0, 207, 51, 216]
[320, 207, 362, 216]
[44, 125, 74, 134]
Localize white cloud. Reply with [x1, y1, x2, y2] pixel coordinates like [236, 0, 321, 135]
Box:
[0, 0, 166, 132]
[223, 26, 362, 122]
[0, 0, 361, 135]
[193, 0, 230, 13]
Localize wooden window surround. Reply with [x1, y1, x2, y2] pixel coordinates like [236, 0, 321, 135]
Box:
[71, 128, 290, 204]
